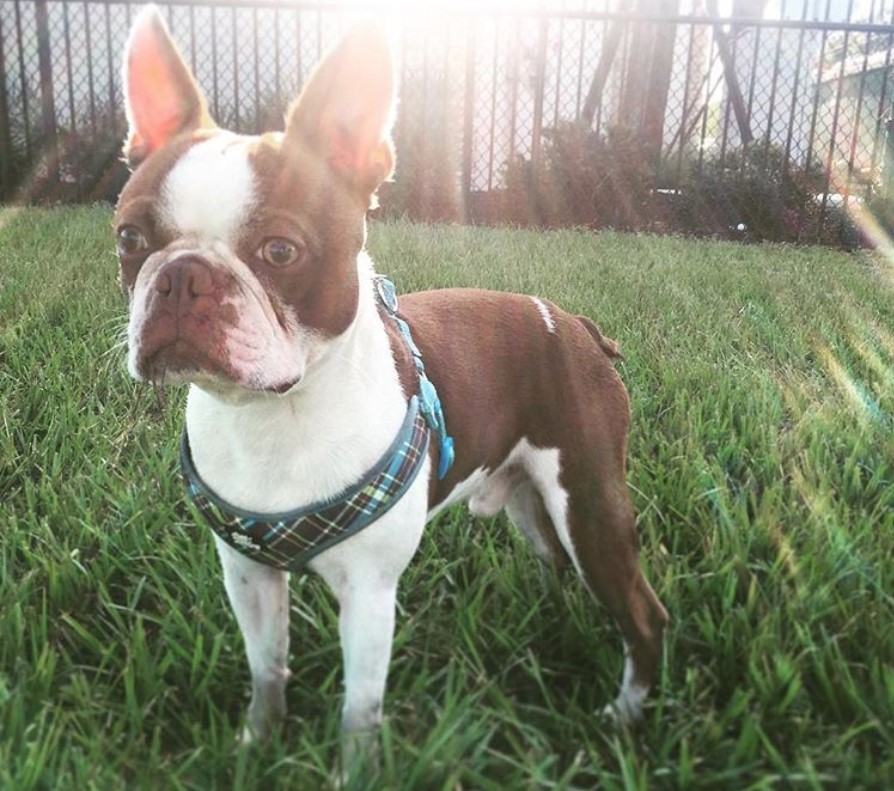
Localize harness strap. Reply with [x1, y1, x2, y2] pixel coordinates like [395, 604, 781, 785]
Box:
[374, 276, 455, 479]
[181, 395, 430, 570]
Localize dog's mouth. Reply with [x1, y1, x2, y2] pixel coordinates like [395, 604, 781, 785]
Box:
[140, 338, 300, 395]
[267, 378, 299, 395]
[142, 338, 224, 385]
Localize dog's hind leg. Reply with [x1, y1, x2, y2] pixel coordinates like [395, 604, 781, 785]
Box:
[214, 536, 291, 742]
[523, 447, 667, 723]
[565, 485, 667, 723]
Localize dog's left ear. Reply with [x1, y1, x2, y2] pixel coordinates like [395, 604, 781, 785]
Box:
[285, 23, 395, 202]
[122, 4, 216, 167]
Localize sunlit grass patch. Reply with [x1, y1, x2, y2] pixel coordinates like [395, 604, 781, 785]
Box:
[2, 206, 893, 788]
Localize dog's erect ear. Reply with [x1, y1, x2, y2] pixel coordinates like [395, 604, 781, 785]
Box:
[122, 4, 215, 167]
[285, 24, 395, 200]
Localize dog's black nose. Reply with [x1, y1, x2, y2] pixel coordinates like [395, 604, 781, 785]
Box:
[155, 256, 215, 302]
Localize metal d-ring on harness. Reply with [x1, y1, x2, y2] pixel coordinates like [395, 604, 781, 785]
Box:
[179, 276, 454, 571]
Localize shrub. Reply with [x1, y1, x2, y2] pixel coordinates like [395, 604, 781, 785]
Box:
[666, 143, 828, 242]
[4, 107, 129, 204]
[381, 75, 463, 223]
[502, 122, 654, 229]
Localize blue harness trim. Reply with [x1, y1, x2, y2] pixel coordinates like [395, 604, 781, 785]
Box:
[374, 276, 455, 479]
[180, 276, 454, 570]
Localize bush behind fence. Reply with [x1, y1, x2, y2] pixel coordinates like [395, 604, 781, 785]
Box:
[4, 0, 894, 246]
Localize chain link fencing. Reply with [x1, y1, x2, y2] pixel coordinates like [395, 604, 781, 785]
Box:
[3, 0, 894, 246]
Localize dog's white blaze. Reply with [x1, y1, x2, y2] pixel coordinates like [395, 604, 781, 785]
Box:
[161, 134, 256, 243]
[531, 297, 556, 334]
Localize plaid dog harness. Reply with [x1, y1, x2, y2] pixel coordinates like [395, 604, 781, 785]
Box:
[180, 277, 454, 571]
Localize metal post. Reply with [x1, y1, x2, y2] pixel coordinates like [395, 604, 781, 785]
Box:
[461, 23, 476, 222]
[884, 118, 894, 199]
[35, 0, 59, 189]
[530, 18, 548, 175]
[0, 10, 11, 200]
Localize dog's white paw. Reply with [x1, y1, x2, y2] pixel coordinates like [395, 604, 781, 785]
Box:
[237, 724, 256, 748]
[600, 696, 642, 728]
[337, 728, 380, 787]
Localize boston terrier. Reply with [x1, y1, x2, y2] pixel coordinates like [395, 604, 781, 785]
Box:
[115, 4, 667, 772]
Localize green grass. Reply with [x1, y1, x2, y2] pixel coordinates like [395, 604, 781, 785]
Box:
[1, 205, 893, 790]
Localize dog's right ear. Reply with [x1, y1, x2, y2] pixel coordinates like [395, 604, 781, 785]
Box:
[122, 4, 215, 167]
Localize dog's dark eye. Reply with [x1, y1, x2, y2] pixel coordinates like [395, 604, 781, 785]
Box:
[116, 225, 149, 257]
[259, 238, 303, 268]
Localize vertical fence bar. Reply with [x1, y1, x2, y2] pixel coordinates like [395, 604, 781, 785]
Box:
[396, 22, 407, 178]
[843, 8, 875, 209]
[274, 6, 281, 115]
[530, 17, 548, 175]
[420, 20, 430, 199]
[0, 10, 11, 199]
[507, 17, 520, 165]
[783, 0, 809, 169]
[253, 6, 260, 132]
[189, 5, 197, 72]
[553, 15, 563, 127]
[232, 7, 240, 130]
[35, 0, 59, 186]
[718, 26, 734, 165]
[868, 5, 894, 192]
[609, 17, 629, 137]
[697, 26, 717, 173]
[462, 20, 476, 220]
[211, 7, 219, 118]
[801, 0, 832, 241]
[764, 16, 784, 149]
[62, 0, 75, 130]
[486, 19, 498, 191]
[675, 21, 696, 180]
[104, 2, 115, 114]
[316, 8, 322, 59]
[15, 0, 32, 162]
[745, 24, 761, 133]
[818, 0, 855, 235]
[84, 1, 96, 133]
[442, 16, 453, 208]
[575, 17, 586, 118]
[295, 7, 303, 90]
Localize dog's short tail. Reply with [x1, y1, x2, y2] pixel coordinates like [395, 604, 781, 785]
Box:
[576, 315, 625, 362]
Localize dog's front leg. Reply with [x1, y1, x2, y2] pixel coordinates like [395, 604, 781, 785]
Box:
[333, 573, 398, 774]
[214, 535, 291, 743]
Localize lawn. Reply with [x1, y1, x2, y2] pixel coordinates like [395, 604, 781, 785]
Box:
[1, 205, 892, 789]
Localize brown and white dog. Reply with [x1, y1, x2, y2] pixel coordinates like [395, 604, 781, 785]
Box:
[115, 5, 667, 771]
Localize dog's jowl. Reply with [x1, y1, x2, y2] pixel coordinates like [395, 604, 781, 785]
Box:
[116, 4, 667, 772]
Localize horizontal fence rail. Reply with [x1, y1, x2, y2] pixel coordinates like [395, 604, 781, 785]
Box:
[4, 0, 894, 245]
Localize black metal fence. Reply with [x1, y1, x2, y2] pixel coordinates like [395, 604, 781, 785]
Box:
[4, 0, 894, 244]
